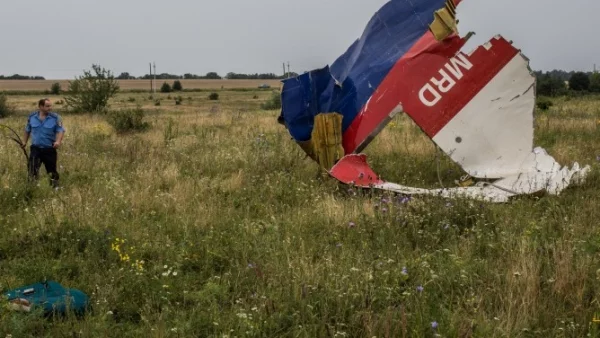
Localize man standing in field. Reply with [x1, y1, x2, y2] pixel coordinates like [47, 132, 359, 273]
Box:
[22, 98, 65, 188]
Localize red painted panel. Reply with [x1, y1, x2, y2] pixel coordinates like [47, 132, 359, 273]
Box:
[330, 154, 384, 187]
[342, 34, 520, 153]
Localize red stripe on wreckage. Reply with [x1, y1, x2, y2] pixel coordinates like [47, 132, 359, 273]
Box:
[342, 33, 519, 155]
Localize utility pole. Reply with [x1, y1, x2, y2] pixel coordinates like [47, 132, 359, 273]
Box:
[283, 63, 286, 78]
[287, 62, 291, 78]
[149, 63, 153, 93]
[153, 62, 157, 95]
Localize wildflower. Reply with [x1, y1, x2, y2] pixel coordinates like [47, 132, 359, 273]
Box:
[336, 243, 343, 248]
[431, 321, 438, 329]
[399, 196, 411, 204]
[417, 285, 424, 292]
[381, 207, 388, 213]
[401, 267, 408, 275]
[597, 155, 600, 162]
[348, 221, 356, 228]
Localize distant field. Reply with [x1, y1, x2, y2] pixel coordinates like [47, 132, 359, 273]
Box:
[0, 79, 283, 91]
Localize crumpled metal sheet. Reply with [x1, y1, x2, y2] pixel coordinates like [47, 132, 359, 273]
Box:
[280, 0, 451, 151]
[279, 0, 591, 202]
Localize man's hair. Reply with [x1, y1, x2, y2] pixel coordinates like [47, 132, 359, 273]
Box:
[38, 98, 50, 108]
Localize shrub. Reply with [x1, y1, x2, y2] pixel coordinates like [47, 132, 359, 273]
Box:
[64, 64, 119, 113]
[175, 96, 183, 105]
[106, 107, 149, 133]
[50, 82, 61, 95]
[173, 80, 183, 91]
[536, 98, 553, 111]
[261, 91, 281, 110]
[208, 92, 219, 100]
[128, 97, 136, 102]
[0, 95, 15, 118]
[160, 82, 172, 93]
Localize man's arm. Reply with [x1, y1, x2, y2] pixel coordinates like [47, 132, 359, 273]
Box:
[53, 131, 64, 148]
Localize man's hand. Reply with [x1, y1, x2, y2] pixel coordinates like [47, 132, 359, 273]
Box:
[53, 141, 61, 149]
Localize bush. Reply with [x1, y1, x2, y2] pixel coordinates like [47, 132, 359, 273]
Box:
[64, 64, 119, 113]
[0, 95, 15, 118]
[173, 80, 183, 91]
[160, 82, 172, 93]
[208, 93, 219, 100]
[175, 96, 183, 105]
[50, 82, 61, 95]
[107, 107, 150, 133]
[536, 97, 553, 111]
[261, 92, 281, 110]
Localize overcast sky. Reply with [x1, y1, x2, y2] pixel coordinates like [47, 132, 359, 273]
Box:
[1, 0, 597, 79]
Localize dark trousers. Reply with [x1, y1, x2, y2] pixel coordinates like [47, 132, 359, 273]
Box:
[28, 146, 60, 187]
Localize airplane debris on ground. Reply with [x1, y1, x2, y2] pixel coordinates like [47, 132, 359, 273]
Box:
[278, 0, 590, 202]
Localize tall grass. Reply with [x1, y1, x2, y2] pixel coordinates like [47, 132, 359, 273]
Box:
[0, 91, 599, 337]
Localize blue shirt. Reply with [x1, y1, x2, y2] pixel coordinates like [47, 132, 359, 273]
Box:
[25, 112, 66, 148]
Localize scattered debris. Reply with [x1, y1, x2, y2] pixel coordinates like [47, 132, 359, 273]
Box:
[279, 0, 590, 202]
[4, 280, 89, 317]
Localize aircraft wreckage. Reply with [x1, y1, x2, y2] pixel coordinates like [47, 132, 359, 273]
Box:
[278, 0, 591, 203]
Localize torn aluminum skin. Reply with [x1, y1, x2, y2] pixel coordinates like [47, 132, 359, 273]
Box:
[279, 0, 590, 203]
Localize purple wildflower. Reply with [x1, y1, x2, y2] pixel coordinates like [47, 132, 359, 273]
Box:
[431, 321, 438, 329]
[348, 221, 356, 228]
[382, 207, 388, 213]
[401, 267, 408, 275]
[247, 263, 256, 269]
[417, 285, 424, 292]
[399, 196, 411, 204]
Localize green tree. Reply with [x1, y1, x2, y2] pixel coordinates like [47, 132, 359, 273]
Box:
[172, 80, 183, 91]
[205, 72, 222, 79]
[568, 72, 590, 91]
[64, 64, 119, 113]
[537, 74, 566, 97]
[160, 82, 172, 93]
[50, 82, 61, 95]
[590, 73, 600, 93]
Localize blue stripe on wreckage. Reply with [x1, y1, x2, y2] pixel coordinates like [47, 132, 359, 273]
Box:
[280, 0, 446, 142]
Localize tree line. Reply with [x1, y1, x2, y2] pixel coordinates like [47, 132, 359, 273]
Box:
[116, 72, 298, 80]
[534, 70, 600, 96]
[0, 74, 45, 80]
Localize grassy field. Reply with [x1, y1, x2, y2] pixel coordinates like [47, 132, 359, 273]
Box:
[0, 90, 600, 337]
[0, 79, 283, 92]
